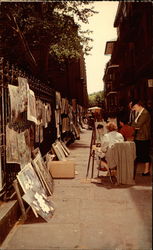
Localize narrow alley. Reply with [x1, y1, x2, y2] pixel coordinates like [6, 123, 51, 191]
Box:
[1, 128, 152, 250]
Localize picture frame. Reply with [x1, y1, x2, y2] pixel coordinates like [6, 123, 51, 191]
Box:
[95, 121, 108, 140]
[60, 140, 70, 155]
[32, 152, 54, 195]
[17, 162, 46, 195]
[52, 141, 66, 161]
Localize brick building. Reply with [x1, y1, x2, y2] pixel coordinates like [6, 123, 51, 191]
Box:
[103, 2, 153, 117]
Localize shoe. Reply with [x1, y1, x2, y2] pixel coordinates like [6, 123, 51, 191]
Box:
[142, 172, 150, 176]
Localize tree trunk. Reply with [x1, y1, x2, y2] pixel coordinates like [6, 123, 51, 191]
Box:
[37, 43, 50, 82]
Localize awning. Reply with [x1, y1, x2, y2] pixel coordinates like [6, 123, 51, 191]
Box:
[106, 64, 119, 74]
[107, 91, 117, 97]
[88, 106, 102, 112]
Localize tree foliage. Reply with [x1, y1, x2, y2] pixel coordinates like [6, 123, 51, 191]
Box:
[88, 91, 104, 107]
[1, 1, 97, 79]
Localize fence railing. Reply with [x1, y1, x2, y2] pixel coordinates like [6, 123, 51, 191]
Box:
[0, 57, 55, 200]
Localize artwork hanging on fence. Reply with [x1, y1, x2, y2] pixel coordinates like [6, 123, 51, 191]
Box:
[23, 189, 55, 222]
[8, 84, 20, 123]
[6, 125, 31, 166]
[41, 103, 46, 127]
[64, 99, 69, 114]
[46, 103, 52, 123]
[72, 99, 77, 113]
[6, 124, 19, 164]
[17, 77, 29, 113]
[36, 99, 43, 125]
[32, 151, 54, 195]
[35, 125, 44, 144]
[36, 99, 51, 127]
[55, 110, 61, 127]
[27, 89, 37, 124]
[62, 117, 70, 133]
[68, 105, 73, 124]
[61, 98, 66, 114]
[39, 125, 44, 143]
[17, 129, 31, 167]
[55, 91, 61, 109]
[57, 125, 61, 139]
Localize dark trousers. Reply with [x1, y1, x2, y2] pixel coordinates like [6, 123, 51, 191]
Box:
[134, 140, 151, 163]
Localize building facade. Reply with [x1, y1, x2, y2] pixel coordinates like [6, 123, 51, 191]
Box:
[103, 2, 153, 117]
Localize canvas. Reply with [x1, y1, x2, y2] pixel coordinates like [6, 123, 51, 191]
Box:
[52, 141, 66, 161]
[8, 84, 20, 123]
[27, 89, 37, 124]
[6, 125, 20, 164]
[17, 129, 31, 167]
[22, 189, 55, 222]
[17, 162, 46, 195]
[32, 151, 54, 195]
[17, 77, 29, 113]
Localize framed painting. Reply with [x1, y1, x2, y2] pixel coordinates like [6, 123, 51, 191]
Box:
[23, 189, 55, 222]
[52, 142, 66, 161]
[32, 152, 54, 195]
[17, 162, 46, 195]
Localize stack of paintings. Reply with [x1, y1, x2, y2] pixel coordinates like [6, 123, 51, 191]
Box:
[17, 148, 54, 222]
[52, 140, 70, 161]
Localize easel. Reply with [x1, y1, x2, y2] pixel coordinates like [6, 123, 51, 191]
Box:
[86, 123, 96, 178]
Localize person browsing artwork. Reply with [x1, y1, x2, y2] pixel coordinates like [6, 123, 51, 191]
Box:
[131, 99, 151, 176]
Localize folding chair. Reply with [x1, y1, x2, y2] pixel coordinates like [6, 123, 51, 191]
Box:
[96, 156, 114, 184]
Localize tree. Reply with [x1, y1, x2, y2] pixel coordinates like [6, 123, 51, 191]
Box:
[1, 1, 97, 80]
[88, 91, 104, 107]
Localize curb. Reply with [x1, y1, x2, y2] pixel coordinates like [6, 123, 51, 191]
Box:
[0, 200, 21, 246]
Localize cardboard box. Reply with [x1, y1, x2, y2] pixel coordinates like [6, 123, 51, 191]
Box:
[47, 160, 75, 179]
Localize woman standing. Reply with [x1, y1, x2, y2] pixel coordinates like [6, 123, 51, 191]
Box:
[131, 99, 151, 175]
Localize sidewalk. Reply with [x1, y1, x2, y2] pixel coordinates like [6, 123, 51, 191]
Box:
[1, 128, 152, 250]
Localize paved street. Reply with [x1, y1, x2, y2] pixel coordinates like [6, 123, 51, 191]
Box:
[1, 128, 152, 250]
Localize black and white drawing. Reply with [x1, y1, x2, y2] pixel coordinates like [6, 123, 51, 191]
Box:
[18, 77, 29, 113]
[27, 89, 37, 124]
[17, 162, 46, 195]
[23, 189, 55, 222]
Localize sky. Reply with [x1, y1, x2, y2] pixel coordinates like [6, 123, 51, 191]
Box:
[82, 1, 119, 94]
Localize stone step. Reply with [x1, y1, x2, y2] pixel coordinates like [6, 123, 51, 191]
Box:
[0, 200, 21, 245]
